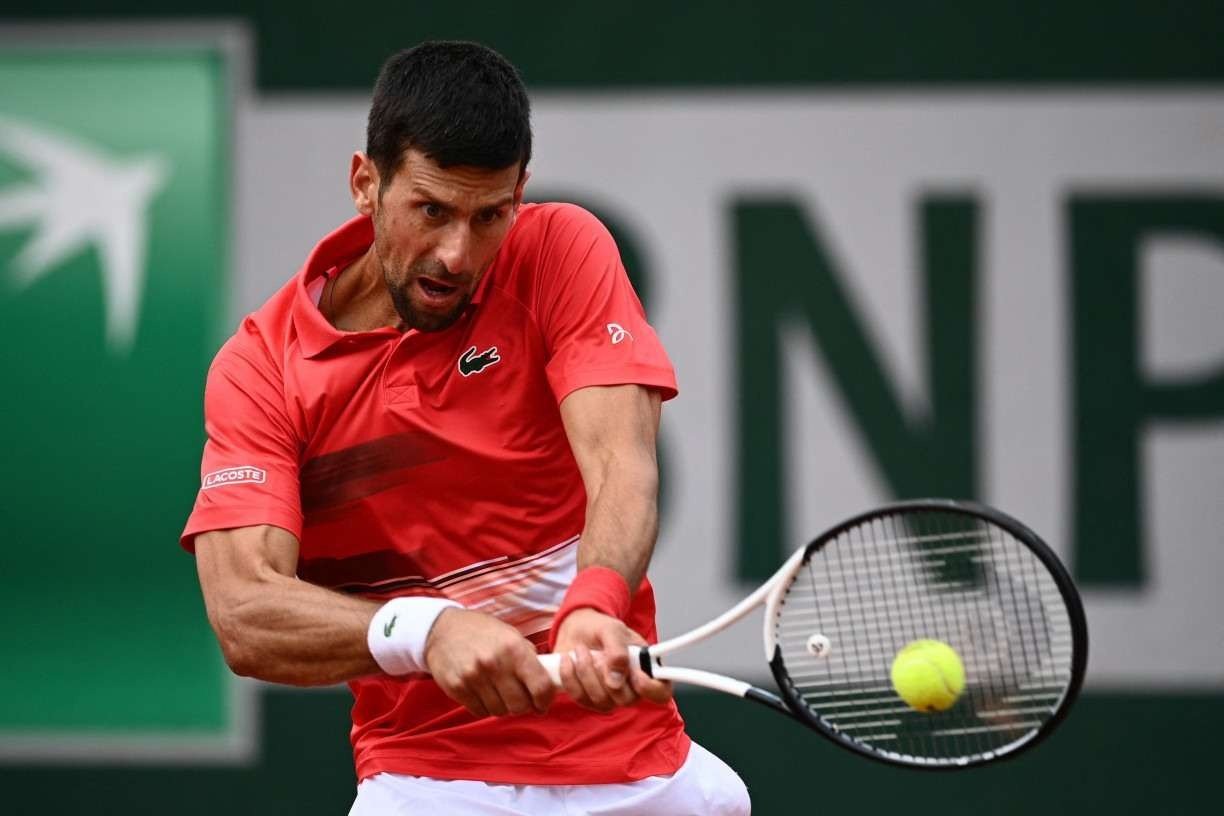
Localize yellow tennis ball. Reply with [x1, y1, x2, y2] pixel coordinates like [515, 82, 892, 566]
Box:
[890, 639, 965, 713]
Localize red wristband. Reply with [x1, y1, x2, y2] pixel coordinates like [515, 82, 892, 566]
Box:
[548, 566, 632, 650]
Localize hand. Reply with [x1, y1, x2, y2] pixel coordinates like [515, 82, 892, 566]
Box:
[424, 608, 556, 718]
[553, 608, 673, 712]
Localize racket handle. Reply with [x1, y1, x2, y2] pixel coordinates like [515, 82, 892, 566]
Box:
[538, 653, 565, 686]
[538, 645, 646, 687]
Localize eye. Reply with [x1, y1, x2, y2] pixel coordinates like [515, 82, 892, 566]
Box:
[477, 208, 504, 225]
[421, 202, 444, 219]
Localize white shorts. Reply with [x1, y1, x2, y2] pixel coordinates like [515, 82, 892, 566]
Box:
[348, 741, 750, 815]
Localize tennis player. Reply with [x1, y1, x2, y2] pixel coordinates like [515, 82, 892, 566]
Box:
[181, 41, 749, 814]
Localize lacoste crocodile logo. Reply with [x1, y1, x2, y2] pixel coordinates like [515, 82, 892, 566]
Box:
[458, 345, 501, 377]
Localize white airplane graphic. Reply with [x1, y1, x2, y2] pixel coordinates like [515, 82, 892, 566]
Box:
[0, 116, 170, 354]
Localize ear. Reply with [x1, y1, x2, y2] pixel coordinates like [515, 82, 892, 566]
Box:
[512, 169, 531, 210]
[350, 152, 379, 216]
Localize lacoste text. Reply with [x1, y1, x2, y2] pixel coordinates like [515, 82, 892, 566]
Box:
[202, 466, 267, 490]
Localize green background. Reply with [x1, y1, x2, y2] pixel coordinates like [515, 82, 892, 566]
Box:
[2, 2, 1221, 814]
[0, 50, 229, 736]
[8, 1, 1224, 89]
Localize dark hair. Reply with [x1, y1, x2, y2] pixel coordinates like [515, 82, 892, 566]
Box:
[366, 41, 532, 182]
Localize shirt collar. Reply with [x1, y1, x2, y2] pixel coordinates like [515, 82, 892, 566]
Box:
[292, 215, 384, 358]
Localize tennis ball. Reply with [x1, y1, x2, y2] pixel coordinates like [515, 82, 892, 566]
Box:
[890, 639, 965, 713]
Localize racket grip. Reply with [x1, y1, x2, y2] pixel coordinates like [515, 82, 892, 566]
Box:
[537, 645, 645, 687]
[538, 652, 564, 686]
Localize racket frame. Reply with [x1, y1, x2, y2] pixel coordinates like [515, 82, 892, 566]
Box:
[763, 499, 1089, 769]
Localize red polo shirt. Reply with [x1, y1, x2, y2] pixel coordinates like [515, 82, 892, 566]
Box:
[181, 203, 689, 784]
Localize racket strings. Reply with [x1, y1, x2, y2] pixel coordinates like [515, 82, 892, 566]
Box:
[771, 509, 1076, 765]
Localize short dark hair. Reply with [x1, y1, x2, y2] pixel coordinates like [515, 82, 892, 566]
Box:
[366, 41, 532, 182]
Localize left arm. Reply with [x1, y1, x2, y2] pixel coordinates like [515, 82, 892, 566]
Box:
[553, 383, 672, 711]
[562, 383, 661, 584]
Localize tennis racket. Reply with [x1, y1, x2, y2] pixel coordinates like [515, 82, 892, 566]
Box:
[539, 499, 1088, 769]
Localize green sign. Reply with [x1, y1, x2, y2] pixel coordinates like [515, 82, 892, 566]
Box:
[0, 41, 238, 760]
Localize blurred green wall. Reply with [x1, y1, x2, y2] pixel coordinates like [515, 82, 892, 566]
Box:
[9, 1, 1224, 90]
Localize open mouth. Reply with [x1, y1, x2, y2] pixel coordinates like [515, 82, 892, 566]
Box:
[417, 276, 459, 303]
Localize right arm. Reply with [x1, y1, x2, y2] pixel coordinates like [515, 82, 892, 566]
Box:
[194, 524, 380, 686]
[194, 522, 556, 714]
[191, 341, 553, 712]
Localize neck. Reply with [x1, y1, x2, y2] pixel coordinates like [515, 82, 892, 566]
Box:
[325, 247, 404, 332]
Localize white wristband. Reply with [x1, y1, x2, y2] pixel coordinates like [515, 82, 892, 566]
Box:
[367, 596, 462, 676]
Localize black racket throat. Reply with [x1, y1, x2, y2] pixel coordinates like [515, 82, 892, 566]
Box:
[743, 684, 789, 714]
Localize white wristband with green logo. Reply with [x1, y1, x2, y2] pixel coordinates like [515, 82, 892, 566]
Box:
[367, 597, 462, 676]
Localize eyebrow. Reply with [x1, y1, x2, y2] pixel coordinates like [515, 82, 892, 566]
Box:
[482, 196, 515, 211]
[410, 188, 514, 211]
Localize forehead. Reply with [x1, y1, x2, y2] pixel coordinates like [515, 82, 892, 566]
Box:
[388, 149, 520, 202]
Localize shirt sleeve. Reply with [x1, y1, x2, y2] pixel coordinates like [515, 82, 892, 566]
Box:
[179, 337, 303, 552]
[535, 205, 678, 404]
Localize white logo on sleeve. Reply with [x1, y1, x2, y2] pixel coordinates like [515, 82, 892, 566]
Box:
[202, 466, 267, 490]
[606, 323, 633, 344]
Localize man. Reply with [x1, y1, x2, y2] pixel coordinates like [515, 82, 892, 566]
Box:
[181, 41, 749, 814]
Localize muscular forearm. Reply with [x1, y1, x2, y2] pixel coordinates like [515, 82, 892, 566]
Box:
[213, 574, 381, 686]
[554, 450, 672, 713]
[552, 386, 671, 711]
[194, 525, 384, 686]
[559, 385, 664, 592]
[576, 454, 659, 590]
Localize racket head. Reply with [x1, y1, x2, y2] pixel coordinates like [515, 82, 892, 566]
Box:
[765, 499, 1088, 769]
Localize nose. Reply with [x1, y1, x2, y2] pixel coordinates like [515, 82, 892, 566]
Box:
[434, 222, 474, 277]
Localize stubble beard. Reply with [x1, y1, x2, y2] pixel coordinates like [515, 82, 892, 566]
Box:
[385, 258, 472, 333]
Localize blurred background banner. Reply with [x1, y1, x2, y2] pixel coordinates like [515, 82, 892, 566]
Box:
[2, 4, 1222, 814]
[0, 27, 246, 762]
